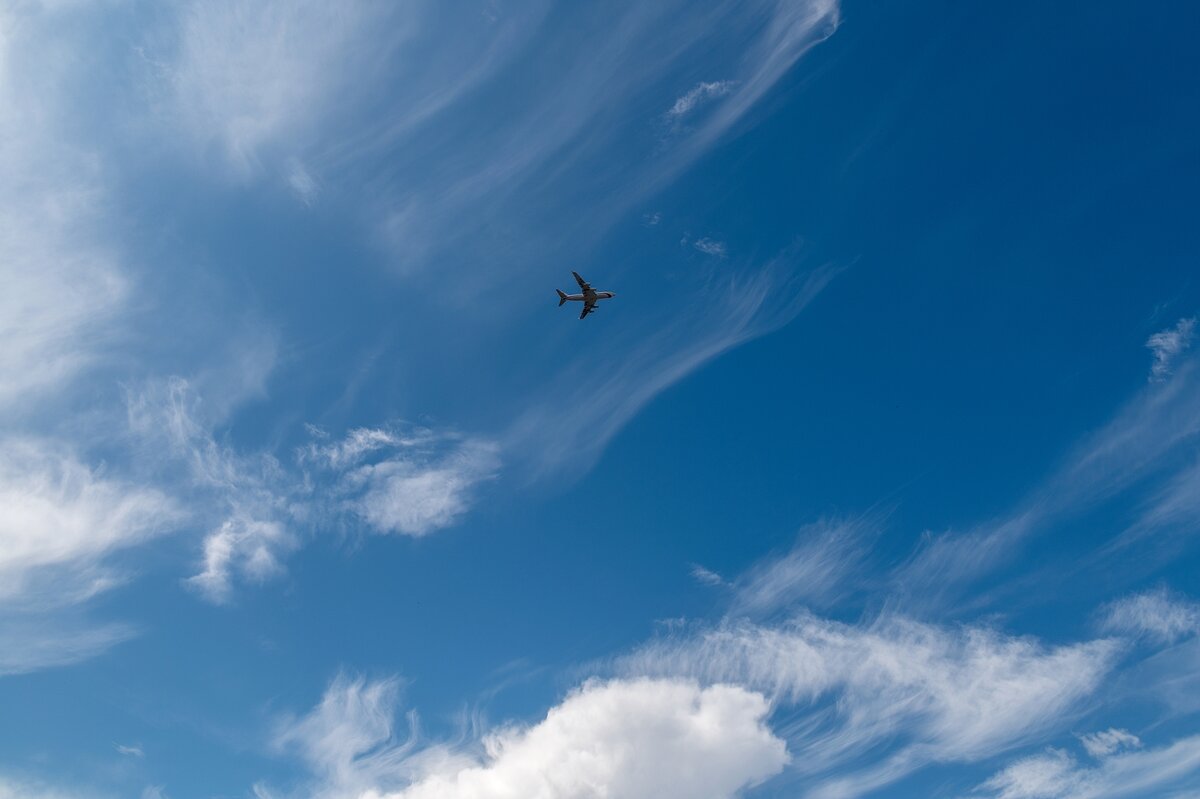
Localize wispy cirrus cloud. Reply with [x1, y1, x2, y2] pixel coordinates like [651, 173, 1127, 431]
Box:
[1147, 317, 1195, 382]
[0, 5, 128, 411]
[304, 425, 500, 537]
[978, 734, 1200, 799]
[0, 438, 180, 606]
[162, 0, 411, 177]
[728, 517, 871, 616]
[1078, 728, 1142, 759]
[693, 237, 728, 257]
[0, 3, 191, 673]
[0, 437, 179, 674]
[127, 376, 299, 604]
[894, 351, 1200, 611]
[667, 80, 736, 119]
[268, 672, 786, 799]
[1100, 588, 1200, 645]
[126, 375, 500, 601]
[143, 0, 845, 498]
[620, 612, 1116, 797]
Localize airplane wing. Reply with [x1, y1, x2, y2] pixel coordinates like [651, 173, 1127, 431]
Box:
[572, 271, 592, 292]
[579, 299, 596, 319]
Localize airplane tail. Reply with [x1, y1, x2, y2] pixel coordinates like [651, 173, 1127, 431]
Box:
[556, 289, 568, 307]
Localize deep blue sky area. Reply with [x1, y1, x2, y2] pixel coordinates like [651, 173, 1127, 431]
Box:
[2, 2, 1199, 798]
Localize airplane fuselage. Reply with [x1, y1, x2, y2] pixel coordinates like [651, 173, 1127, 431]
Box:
[562, 291, 615, 302]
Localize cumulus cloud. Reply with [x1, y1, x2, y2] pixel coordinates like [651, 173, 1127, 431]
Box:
[621, 613, 1117, 795]
[1078, 729, 1142, 759]
[1100, 589, 1200, 644]
[272, 673, 787, 799]
[1147, 317, 1195, 382]
[978, 734, 1200, 799]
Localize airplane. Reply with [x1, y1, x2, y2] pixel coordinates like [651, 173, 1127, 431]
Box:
[556, 271, 616, 319]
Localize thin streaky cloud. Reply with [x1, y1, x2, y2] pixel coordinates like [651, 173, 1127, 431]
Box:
[0, 438, 181, 606]
[978, 734, 1200, 799]
[894, 353, 1200, 611]
[729, 516, 872, 616]
[126, 376, 299, 604]
[0, 616, 139, 677]
[1100, 588, 1200, 645]
[667, 80, 736, 119]
[0, 4, 129, 411]
[619, 611, 1117, 796]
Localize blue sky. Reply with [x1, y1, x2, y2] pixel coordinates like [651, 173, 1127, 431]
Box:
[2, 1, 1200, 797]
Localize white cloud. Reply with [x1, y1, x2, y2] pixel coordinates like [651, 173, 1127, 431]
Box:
[349, 442, 499, 537]
[693, 237, 728, 257]
[127, 376, 298, 603]
[1078, 729, 1142, 759]
[0, 615, 138, 676]
[0, 4, 128, 410]
[307, 425, 500, 538]
[691, 564, 726, 587]
[1100, 589, 1200, 645]
[274, 673, 415, 795]
[667, 80, 736, 119]
[0, 439, 166, 671]
[286, 158, 319, 205]
[127, 388, 500, 599]
[187, 515, 292, 604]
[1147, 317, 1195, 382]
[729, 517, 868, 615]
[621, 613, 1117, 795]
[116, 743, 145, 758]
[273, 674, 787, 799]
[164, 0, 404, 175]
[0, 438, 179, 605]
[0, 775, 94, 799]
[979, 747, 1080, 799]
[978, 734, 1200, 799]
